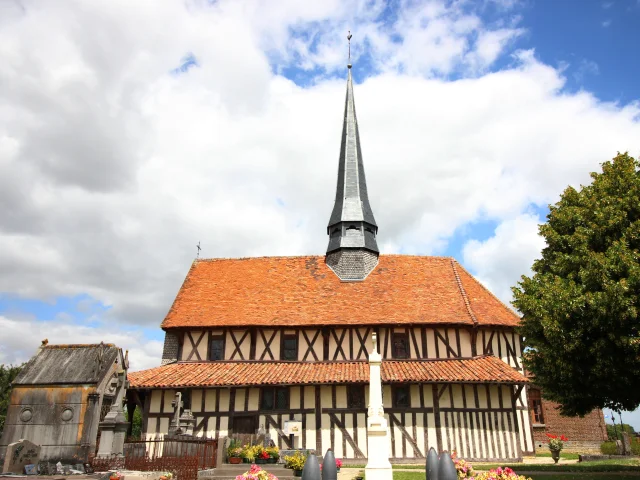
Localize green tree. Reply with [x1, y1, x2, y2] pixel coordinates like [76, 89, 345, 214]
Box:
[513, 152, 640, 416]
[126, 406, 143, 439]
[606, 423, 635, 440]
[0, 364, 24, 433]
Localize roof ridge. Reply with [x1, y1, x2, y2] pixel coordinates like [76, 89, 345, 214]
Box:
[454, 260, 521, 321]
[450, 258, 479, 326]
[194, 254, 455, 262]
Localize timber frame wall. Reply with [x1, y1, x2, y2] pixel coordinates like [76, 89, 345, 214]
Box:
[141, 324, 534, 461]
[144, 381, 532, 462]
[175, 325, 524, 368]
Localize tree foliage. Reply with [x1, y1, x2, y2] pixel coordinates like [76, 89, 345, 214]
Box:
[606, 423, 635, 440]
[126, 405, 143, 439]
[513, 152, 640, 416]
[0, 364, 24, 433]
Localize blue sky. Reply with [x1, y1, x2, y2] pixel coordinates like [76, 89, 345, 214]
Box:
[1, 0, 640, 430]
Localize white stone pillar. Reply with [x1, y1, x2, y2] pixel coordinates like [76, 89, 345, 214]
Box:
[365, 332, 392, 480]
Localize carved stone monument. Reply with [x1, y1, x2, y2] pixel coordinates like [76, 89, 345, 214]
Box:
[364, 332, 392, 480]
[2, 439, 41, 474]
[96, 369, 129, 460]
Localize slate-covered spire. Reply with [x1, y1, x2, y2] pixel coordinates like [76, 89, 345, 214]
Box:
[326, 36, 379, 281]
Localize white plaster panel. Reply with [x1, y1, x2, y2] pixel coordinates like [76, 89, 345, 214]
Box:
[459, 330, 472, 357]
[333, 419, 344, 459]
[197, 332, 208, 360]
[192, 389, 203, 413]
[416, 413, 425, 456]
[382, 385, 391, 409]
[147, 417, 157, 435]
[248, 388, 260, 410]
[159, 417, 169, 434]
[205, 389, 217, 412]
[404, 414, 414, 457]
[163, 390, 175, 413]
[150, 390, 162, 413]
[410, 385, 420, 408]
[234, 389, 245, 411]
[219, 416, 229, 439]
[440, 413, 448, 452]
[357, 413, 367, 457]
[426, 329, 436, 359]
[321, 410, 330, 458]
[344, 414, 354, 458]
[219, 389, 230, 412]
[426, 413, 437, 453]
[336, 386, 347, 408]
[304, 386, 315, 409]
[206, 417, 216, 438]
[305, 414, 316, 450]
[423, 385, 433, 407]
[290, 387, 301, 410]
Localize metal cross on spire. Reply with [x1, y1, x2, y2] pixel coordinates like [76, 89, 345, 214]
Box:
[347, 30, 353, 67]
[196, 241, 201, 258]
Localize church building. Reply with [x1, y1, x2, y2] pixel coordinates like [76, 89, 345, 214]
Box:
[128, 58, 535, 462]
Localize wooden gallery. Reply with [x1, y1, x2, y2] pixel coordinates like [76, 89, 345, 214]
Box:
[127, 62, 535, 462]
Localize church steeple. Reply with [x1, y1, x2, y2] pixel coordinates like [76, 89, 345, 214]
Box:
[326, 33, 379, 281]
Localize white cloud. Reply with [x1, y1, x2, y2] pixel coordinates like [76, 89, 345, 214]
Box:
[0, 0, 639, 368]
[462, 213, 547, 304]
[0, 315, 162, 371]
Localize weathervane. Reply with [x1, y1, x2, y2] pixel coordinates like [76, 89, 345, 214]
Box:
[196, 241, 201, 258]
[347, 30, 353, 66]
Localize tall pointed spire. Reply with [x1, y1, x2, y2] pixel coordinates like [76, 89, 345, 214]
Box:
[326, 32, 379, 281]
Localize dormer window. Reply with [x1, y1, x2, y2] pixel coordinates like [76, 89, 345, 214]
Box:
[281, 334, 298, 361]
[209, 335, 225, 361]
[392, 333, 409, 359]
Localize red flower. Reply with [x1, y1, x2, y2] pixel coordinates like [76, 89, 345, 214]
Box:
[259, 451, 270, 459]
[560, 435, 568, 441]
[546, 433, 557, 439]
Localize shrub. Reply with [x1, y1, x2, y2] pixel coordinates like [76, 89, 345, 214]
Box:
[600, 441, 617, 455]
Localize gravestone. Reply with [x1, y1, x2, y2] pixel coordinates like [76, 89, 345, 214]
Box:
[2, 439, 41, 474]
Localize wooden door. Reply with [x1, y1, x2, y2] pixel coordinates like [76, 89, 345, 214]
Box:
[233, 415, 257, 446]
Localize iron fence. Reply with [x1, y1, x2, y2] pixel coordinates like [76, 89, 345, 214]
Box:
[91, 435, 218, 480]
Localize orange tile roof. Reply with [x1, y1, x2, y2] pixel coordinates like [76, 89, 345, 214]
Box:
[161, 255, 519, 329]
[128, 356, 527, 389]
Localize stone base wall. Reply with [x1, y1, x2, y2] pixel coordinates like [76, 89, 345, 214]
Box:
[530, 398, 607, 454]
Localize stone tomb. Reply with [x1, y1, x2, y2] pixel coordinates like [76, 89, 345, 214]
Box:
[2, 439, 41, 474]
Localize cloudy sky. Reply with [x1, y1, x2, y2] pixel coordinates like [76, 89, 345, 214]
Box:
[1, 0, 640, 425]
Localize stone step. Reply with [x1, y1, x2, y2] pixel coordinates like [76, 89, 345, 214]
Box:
[213, 466, 291, 476]
[213, 477, 298, 480]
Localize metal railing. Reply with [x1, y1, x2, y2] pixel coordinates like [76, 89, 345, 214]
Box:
[91, 435, 218, 480]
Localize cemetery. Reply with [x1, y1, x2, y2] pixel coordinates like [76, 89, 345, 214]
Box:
[1, 29, 638, 480]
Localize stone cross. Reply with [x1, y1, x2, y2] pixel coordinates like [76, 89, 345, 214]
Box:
[169, 392, 183, 435]
[364, 331, 392, 480]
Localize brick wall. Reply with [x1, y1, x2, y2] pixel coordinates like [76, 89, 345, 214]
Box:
[529, 392, 607, 453]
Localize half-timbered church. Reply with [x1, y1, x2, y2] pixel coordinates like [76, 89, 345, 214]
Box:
[128, 57, 535, 462]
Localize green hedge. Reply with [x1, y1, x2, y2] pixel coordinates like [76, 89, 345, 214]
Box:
[601, 441, 618, 455]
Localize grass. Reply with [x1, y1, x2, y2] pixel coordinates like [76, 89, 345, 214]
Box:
[534, 451, 581, 460]
[391, 471, 640, 480]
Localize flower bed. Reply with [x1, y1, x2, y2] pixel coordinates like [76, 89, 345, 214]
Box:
[235, 464, 278, 480]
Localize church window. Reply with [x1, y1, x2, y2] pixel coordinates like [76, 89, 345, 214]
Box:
[331, 228, 341, 238]
[209, 335, 225, 361]
[529, 389, 544, 424]
[261, 387, 289, 410]
[392, 333, 410, 359]
[393, 386, 410, 408]
[348, 385, 366, 408]
[281, 334, 298, 361]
